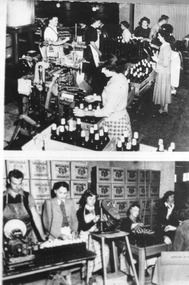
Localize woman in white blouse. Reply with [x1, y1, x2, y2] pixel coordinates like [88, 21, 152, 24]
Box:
[73, 54, 132, 140]
[120, 21, 132, 43]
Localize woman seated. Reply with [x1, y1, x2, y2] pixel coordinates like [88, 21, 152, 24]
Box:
[73, 54, 132, 141]
[120, 21, 132, 43]
[77, 189, 109, 282]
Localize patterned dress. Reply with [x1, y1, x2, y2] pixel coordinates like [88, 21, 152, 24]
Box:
[153, 42, 172, 107]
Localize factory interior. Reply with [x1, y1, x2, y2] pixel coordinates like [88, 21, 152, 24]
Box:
[3, 0, 189, 151]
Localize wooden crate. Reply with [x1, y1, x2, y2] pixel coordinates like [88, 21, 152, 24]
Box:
[51, 161, 70, 180]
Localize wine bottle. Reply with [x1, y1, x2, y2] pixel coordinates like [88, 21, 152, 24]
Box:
[79, 130, 86, 148]
[103, 126, 110, 146]
[88, 127, 95, 149]
[133, 132, 140, 151]
[68, 124, 75, 145]
[51, 123, 57, 140]
[99, 128, 105, 150]
[121, 135, 126, 151]
[94, 133, 100, 151]
[116, 140, 122, 151]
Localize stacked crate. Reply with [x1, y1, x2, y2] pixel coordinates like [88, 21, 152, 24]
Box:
[91, 166, 161, 228]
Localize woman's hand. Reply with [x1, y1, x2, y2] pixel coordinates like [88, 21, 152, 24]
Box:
[164, 225, 177, 232]
[58, 233, 72, 240]
[85, 95, 96, 103]
[73, 108, 85, 117]
[93, 215, 100, 223]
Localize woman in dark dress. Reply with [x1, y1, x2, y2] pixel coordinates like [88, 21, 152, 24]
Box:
[134, 17, 151, 42]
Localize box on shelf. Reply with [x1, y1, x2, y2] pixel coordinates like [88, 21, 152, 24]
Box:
[138, 170, 151, 184]
[149, 184, 160, 198]
[30, 160, 50, 180]
[71, 161, 88, 180]
[116, 200, 128, 217]
[51, 161, 70, 180]
[96, 183, 112, 199]
[138, 184, 149, 198]
[92, 166, 111, 183]
[150, 171, 161, 184]
[125, 169, 138, 183]
[70, 180, 88, 198]
[112, 184, 125, 199]
[111, 167, 125, 183]
[125, 183, 138, 198]
[30, 180, 51, 200]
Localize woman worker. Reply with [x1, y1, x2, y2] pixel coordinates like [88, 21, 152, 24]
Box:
[152, 24, 175, 115]
[77, 189, 109, 283]
[73, 54, 132, 141]
[134, 17, 151, 42]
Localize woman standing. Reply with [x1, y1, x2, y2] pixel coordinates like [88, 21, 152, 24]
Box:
[156, 190, 179, 245]
[77, 190, 109, 282]
[152, 25, 174, 115]
[74, 54, 132, 141]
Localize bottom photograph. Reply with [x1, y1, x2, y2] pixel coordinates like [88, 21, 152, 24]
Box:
[2, 160, 189, 285]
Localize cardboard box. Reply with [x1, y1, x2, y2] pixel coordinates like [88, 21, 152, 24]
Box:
[116, 200, 128, 216]
[6, 160, 30, 179]
[111, 168, 125, 183]
[150, 170, 161, 183]
[22, 179, 30, 193]
[149, 184, 160, 198]
[140, 199, 151, 215]
[92, 166, 111, 183]
[30, 180, 50, 200]
[125, 183, 137, 198]
[112, 184, 125, 199]
[138, 184, 149, 198]
[96, 183, 111, 199]
[30, 160, 50, 179]
[51, 161, 70, 180]
[71, 180, 88, 198]
[71, 161, 88, 180]
[125, 169, 138, 183]
[138, 170, 150, 183]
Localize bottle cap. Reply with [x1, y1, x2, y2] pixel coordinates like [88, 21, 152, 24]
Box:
[123, 131, 129, 138]
[52, 123, 57, 130]
[132, 138, 137, 145]
[61, 118, 66, 125]
[159, 144, 164, 151]
[79, 103, 84, 109]
[90, 127, 94, 134]
[170, 142, 175, 150]
[88, 104, 92, 111]
[94, 124, 98, 131]
[134, 132, 139, 139]
[104, 126, 109, 132]
[126, 142, 132, 150]
[121, 136, 125, 143]
[81, 130, 85, 137]
[158, 139, 163, 145]
[117, 140, 122, 147]
[99, 129, 104, 136]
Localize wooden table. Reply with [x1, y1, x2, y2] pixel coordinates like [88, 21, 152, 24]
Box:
[130, 243, 168, 285]
[92, 231, 139, 285]
[3, 249, 95, 284]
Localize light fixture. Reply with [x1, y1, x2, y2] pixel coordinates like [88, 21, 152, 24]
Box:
[56, 3, 61, 8]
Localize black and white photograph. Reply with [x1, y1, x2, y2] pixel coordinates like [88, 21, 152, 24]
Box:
[1, 1, 189, 285]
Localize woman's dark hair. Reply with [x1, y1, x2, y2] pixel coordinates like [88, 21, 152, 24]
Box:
[139, 17, 150, 26]
[51, 181, 69, 198]
[78, 189, 96, 208]
[126, 201, 140, 216]
[120, 21, 130, 29]
[158, 25, 175, 44]
[158, 14, 169, 22]
[162, 191, 175, 203]
[100, 54, 127, 73]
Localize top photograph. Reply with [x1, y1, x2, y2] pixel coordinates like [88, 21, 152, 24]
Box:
[4, 0, 189, 152]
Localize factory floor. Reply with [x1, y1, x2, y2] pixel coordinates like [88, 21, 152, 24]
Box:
[4, 62, 189, 151]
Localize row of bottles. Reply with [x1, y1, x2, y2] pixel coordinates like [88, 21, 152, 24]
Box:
[126, 59, 153, 84]
[157, 139, 175, 152]
[116, 132, 140, 151]
[50, 118, 110, 151]
[74, 101, 101, 124]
